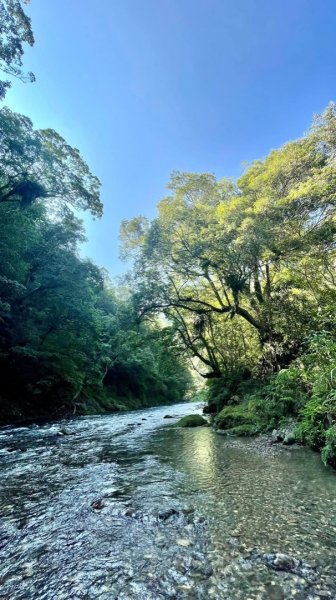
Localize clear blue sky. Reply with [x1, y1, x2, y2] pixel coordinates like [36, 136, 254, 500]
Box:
[5, 0, 336, 275]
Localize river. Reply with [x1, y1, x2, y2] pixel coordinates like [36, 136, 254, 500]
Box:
[0, 403, 336, 599]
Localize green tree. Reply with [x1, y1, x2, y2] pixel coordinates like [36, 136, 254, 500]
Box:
[0, 0, 35, 99]
[121, 105, 336, 378]
[0, 107, 103, 215]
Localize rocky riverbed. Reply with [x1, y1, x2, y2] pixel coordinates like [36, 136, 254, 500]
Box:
[0, 403, 336, 599]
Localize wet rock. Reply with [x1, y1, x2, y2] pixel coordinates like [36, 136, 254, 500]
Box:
[158, 508, 180, 521]
[176, 538, 192, 547]
[181, 507, 195, 516]
[91, 499, 105, 510]
[252, 552, 316, 579]
[271, 421, 297, 446]
[164, 415, 174, 419]
[191, 559, 213, 579]
[58, 428, 75, 436]
[17, 517, 28, 530]
[273, 553, 297, 571]
[155, 534, 166, 548]
[283, 433, 296, 445]
[271, 429, 284, 443]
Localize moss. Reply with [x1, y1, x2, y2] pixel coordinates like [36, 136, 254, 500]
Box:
[176, 414, 208, 427]
[215, 404, 256, 430]
[226, 424, 260, 436]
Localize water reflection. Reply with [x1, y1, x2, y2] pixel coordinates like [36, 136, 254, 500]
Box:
[0, 404, 336, 599]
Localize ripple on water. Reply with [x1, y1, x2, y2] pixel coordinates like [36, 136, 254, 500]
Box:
[0, 403, 336, 599]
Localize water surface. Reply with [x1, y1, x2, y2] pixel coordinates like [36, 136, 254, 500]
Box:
[0, 403, 335, 599]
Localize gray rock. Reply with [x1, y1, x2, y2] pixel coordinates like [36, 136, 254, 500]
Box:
[273, 553, 297, 571]
[271, 429, 283, 443]
[283, 433, 296, 445]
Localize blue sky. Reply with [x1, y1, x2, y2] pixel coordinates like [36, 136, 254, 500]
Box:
[6, 0, 336, 275]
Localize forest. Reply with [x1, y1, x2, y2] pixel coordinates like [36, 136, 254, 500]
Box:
[0, 105, 192, 423]
[1, 1, 336, 468]
[122, 105, 336, 465]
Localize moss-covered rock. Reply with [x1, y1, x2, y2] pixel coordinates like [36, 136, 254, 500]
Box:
[176, 415, 208, 427]
[215, 404, 256, 430]
[226, 424, 260, 436]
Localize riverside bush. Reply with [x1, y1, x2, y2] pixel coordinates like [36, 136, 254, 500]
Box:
[295, 333, 336, 465]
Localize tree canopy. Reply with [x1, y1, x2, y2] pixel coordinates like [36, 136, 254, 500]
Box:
[121, 104, 336, 380]
[0, 107, 103, 215]
[0, 0, 34, 99]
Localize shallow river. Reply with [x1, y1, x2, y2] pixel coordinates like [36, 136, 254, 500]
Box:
[1, 403, 336, 600]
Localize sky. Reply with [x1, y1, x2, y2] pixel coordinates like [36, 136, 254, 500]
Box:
[5, 0, 336, 276]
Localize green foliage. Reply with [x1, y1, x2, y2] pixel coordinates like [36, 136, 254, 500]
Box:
[0, 0, 35, 99]
[176, 414, 208, 427]
[0, 109, 191, 424]
[294, 332, 336, 464]
[251, 367, 307, 429]
[321, 426, 336, 467]
[0, 107, 103, 215]
[121, 105, 336, 385]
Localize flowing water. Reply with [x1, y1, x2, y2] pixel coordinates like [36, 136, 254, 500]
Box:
[0, 403, 336, 600]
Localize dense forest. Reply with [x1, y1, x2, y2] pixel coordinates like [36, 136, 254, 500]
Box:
[1, 1, 336, 469]
[0, 3, 194, 424]
[0, 105, 192, 423]
[122, 106, 336, 465]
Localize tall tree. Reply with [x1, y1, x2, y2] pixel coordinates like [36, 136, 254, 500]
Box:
[121, 105, 336, 378]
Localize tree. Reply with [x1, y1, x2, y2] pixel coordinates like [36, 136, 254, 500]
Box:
[121, 105, 336, 378]
[0, 108, 103, 216]
[0, 0, 35, 100]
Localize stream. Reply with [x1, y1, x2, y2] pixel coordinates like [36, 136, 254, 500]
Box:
[0, 402, 336, 599]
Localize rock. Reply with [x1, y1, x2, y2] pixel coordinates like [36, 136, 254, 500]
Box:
[91, 499, 105, 510]
[58, 428, 76, 436]
[155, 534, 166, 548]
[271, 429, 283, 443]
[164, 415, 174, 419]
[203, 404, 217, 415]
[176, 415, 208, 428]
[191, 561, 213, 579]
[181, 507, 194, 515]
[272, 553, 297, 571]
[176, 538, 192, 547]
[158, 508, 180, 521]
[283, 433, 296, 445]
